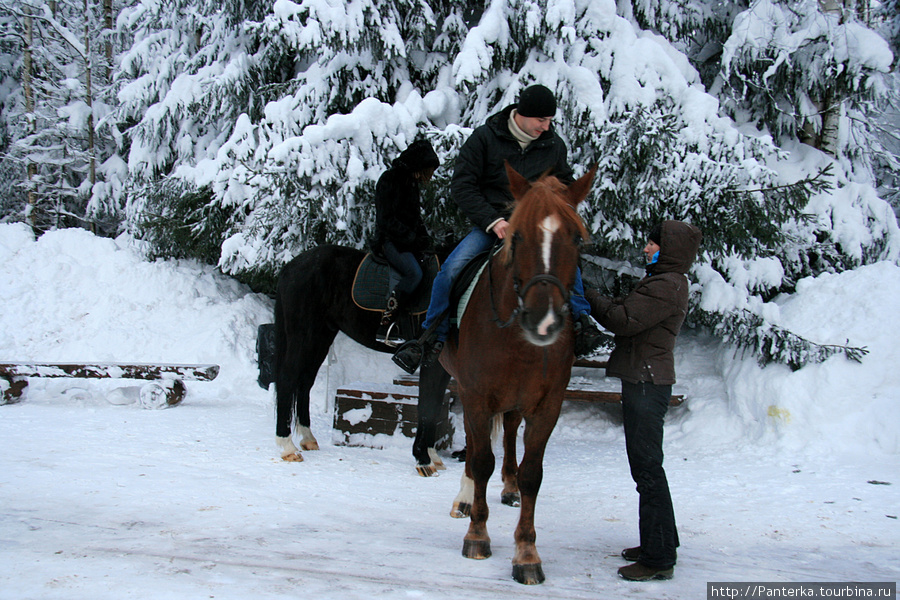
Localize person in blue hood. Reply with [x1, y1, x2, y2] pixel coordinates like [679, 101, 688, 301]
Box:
[586, 220, 702, 582]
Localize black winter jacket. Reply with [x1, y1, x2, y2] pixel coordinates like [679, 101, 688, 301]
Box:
[586, 221, 702, 385]
[372, 141, 438, 254]
[451, 105, 574, 232]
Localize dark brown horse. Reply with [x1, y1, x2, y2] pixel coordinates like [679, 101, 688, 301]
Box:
[440, 163, 595, 585]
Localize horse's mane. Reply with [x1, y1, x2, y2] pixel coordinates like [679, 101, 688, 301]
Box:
[502, 174, 589, 263]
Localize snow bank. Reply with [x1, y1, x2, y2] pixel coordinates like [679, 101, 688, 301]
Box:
[0, 224, 273, 405]
[2, 224, 897, 458]
[713, 262, 900, 456]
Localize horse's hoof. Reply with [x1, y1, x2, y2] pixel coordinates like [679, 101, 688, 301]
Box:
[450, 502, 471, 519]
[300, 440, 319, 451]
[416, 463, 438, 477]
[512, 563, 545, 585]
[501, 492, 521, 507]
[281, 452, 304, 462]
[462, 539, 491, 560]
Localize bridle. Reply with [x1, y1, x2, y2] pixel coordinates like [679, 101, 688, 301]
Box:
[488, 233, 572, 329]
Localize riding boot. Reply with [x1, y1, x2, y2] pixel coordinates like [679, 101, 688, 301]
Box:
[392, 338, 443, 374]
[392, 340, 424, 374]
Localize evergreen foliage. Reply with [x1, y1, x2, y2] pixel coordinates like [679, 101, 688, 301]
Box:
[1, 0, 898, 370]
[0, 0, 118, 233]
[693, 306, 869, 371]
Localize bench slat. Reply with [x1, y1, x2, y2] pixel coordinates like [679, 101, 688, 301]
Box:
[0, 362, 219, 382]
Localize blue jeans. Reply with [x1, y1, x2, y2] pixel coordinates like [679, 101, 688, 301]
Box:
[381, 241, 423, 298]
[423, 228, 591, 341]
[621, 381, 679, 568]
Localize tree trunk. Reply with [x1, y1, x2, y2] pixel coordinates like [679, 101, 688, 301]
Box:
[23, 10, 36, 229]
[84, 0, 96, 192]
[104, 0, 113, 80]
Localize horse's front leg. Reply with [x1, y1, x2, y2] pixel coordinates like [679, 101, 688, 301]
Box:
[501, 411, 522, 507]
[511, 408, 561, 585]
[458, 412, 494, 559]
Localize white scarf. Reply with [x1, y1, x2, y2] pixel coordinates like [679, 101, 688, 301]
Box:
[508, 109, 539, 149]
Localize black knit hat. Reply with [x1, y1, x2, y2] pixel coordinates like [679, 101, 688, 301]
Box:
[648, 223, 663, 245]
[517, 84, 557, 118]
[395, 138, 440, 172]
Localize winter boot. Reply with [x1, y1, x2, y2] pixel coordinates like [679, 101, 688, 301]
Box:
[617, 562, 674, 581]
[392, 338, 442, 374]
[621, 547, 641, 561]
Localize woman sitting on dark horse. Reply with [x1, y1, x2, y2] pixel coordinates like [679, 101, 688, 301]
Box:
[371, 138, 440, 344]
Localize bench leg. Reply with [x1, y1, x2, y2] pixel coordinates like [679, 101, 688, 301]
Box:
[1, 376, 27, 405]
[139, 379, 186, 409]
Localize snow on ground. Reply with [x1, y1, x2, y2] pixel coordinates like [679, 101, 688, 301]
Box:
[1, 224, 898, 600]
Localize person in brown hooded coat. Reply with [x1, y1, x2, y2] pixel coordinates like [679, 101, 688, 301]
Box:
[586, 219, 702, 582]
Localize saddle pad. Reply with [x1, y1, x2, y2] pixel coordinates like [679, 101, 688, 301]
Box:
[448, 248, 500, 329]
[455, 261, 489, 327]
[352, 253, 439, 315]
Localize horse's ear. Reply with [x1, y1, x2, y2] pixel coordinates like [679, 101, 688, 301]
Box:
[505, 161, 531, 199]
[566, 164, 597, 206]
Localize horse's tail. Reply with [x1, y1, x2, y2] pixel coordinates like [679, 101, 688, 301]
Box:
[491, 414, 503, 449]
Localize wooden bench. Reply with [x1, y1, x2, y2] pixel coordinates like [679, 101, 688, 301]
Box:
[392, 358, 685, 407]
[0, 362, 220, 408]
[332, 384, 454, 448]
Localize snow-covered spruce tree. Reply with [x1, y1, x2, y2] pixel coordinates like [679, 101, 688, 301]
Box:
[616, 0, 899, 366]
[204, 0, 470, 288]
[110, 0, 261, 255]
[451, 0, 897, 368]
[620, 0, 749, 88]
[0, 0, 116, 232]
[718, 1, 893, 159]
[872, 0, 900, 215]
[0, 8, 21, 218]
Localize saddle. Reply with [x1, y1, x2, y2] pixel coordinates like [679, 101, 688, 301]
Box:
[351, 252, 440, 315]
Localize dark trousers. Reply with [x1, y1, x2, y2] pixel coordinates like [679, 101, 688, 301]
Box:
[382, 241, 423, 299]
[621, 380, 679, 568]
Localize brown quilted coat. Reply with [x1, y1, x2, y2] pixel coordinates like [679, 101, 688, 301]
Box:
[586, 220, 702, 385]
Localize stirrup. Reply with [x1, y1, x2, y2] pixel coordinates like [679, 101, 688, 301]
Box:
[377, 321, 405, 347]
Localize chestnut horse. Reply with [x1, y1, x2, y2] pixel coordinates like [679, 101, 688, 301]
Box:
[440, 163, 595, 585]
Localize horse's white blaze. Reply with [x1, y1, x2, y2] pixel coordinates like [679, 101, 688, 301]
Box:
[539, 215, 560, 272]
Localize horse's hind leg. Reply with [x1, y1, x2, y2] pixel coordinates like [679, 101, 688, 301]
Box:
[414, 361, 451, 477]
[501, 411, 522, 506]
[275, 322, 335, 461]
